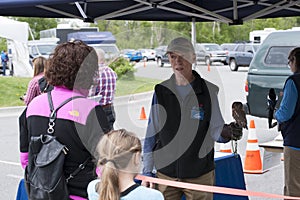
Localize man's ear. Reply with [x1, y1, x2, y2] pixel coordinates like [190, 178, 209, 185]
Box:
[192, 53, 196, 63]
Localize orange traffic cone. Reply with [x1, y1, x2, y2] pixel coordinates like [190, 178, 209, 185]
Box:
[220, 142, 232, 153]
[207, 63, 210, 72]
[243, 120, 263, 174]
[139, 107, 147, 120]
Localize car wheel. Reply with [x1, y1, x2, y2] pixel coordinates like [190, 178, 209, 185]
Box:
[205, 57, 211, 66]
[229, 59, 238, 71]
[143, 56, 148, 62]
[157, 57, 163, 67]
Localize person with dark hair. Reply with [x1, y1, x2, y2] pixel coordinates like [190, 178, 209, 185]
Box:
[19, 40, 111, 199]
[87, 129, 164, 200]
[23, 56, 48, 105]
[142, 37, 242, 200]
[275, 47, 300, 198]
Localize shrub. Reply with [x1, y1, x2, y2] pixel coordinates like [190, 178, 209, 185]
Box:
[109, 57, 136, 80]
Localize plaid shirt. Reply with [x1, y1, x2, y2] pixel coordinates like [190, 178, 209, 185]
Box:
[89, 66, 117, 106]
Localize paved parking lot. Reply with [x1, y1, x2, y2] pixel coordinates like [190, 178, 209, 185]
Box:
[0, 61, 285, 199]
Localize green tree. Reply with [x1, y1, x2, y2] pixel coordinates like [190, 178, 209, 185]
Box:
[0, 38, 7, 51]
[95, 17, 300, 49]
[13, 17, 58, 40]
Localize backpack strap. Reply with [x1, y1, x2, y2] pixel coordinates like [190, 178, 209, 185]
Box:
[47, 91, 91, 182]
[47, 91, 84, 134]
[66, 156, 91, 183]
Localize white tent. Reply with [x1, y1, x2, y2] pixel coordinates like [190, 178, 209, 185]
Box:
[0, 16, 32, 77]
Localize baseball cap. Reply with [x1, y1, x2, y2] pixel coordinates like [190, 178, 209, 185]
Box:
[166, 37, 195, 63]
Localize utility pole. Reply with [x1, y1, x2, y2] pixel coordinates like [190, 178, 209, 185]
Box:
[191, 18, 196, 69]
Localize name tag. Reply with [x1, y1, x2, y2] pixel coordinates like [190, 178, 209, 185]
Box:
[191, 105, 204, 120]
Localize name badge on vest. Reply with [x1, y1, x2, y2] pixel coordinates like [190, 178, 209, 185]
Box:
[191, 105, 204, 120]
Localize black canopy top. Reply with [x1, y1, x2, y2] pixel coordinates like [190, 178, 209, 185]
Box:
[0, 0, 300, 24]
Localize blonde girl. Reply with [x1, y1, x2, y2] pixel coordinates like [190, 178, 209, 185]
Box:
[87, 129, 164, 200]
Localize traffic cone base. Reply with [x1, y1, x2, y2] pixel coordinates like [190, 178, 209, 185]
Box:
[243, 120, 263, 174]
[139, 107, 147, 120]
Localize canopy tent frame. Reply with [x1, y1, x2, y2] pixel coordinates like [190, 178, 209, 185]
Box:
[1, 0, 300, 25]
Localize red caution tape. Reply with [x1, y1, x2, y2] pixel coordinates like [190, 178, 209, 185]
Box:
[135, 175, 300, 199]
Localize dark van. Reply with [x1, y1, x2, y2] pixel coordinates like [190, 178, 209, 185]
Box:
[245, 30, 300, 118]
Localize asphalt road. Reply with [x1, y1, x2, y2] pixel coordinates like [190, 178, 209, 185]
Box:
[135, 61, 284, 200]
[0, 61, 283, 200]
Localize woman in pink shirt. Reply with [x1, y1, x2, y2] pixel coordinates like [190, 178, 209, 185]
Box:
[23, 56, 47, 105]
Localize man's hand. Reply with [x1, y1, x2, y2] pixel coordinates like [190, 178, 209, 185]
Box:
[141, 180, 155, 188]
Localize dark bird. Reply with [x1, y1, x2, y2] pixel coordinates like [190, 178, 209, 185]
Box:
[232, 101, 248, 129]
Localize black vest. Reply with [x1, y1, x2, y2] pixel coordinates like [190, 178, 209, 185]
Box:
[281, 73, 300, 148]
[153, 71, 214, 179]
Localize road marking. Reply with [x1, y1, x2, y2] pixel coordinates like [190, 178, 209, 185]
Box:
[7, 174, 23, 179]
[0, 160, 20, 166]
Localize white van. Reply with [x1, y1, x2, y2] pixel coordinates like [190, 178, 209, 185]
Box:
[28, 38, 59, 59]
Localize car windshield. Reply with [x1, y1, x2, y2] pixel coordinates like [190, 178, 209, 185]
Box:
[92, 45, 120, 62]
[94, 46, 119, 55]
[30, 44, 57, 56]
[121, 49, 135, 54]
[264, 46, 295, 66]
[204, 44, 222, 51]
[221, 44, 236, 51]
[156, 46, 167, 51]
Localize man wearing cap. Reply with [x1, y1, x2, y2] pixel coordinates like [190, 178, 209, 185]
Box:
[142, 37, 241, 200]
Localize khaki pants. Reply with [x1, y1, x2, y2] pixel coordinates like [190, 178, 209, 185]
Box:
[284, 146, 300, 199]
[156, 170, 215, 200]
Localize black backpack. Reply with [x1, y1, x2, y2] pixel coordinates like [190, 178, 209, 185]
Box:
[38, 76, 53, 93]
[25, 92, 89, 200]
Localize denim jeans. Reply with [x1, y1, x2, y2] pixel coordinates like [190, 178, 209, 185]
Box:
[2, 61, 7, 76]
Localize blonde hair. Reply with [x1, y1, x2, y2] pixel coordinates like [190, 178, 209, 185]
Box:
[33, 56, 47, 76]
[97, 129, 142, 200]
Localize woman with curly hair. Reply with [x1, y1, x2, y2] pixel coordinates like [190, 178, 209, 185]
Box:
[87, 129, 164, 200]
[19, 40, 111, 199]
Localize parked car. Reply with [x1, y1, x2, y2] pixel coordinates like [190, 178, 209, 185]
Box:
[245, 30, 299, 118]
[220, 43, 238, 64]
[120, 49, 134, 56]
[138, 49, 156, 61]
[195, 43, 227, 65]
[155, 45, 169, 67]
[121, 49, 142, 62]
[226, 42, 260, 71]
[220, 43, 237, 51]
